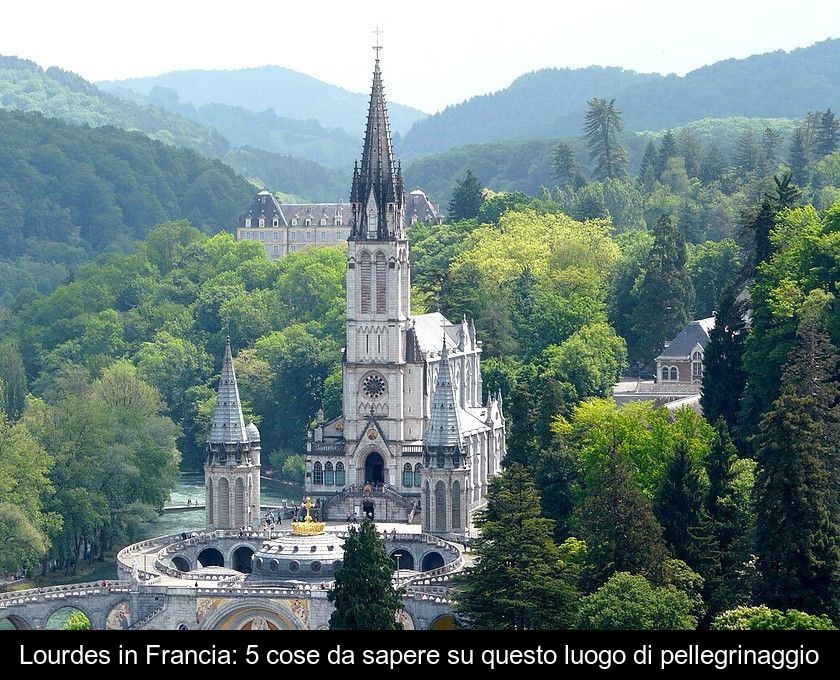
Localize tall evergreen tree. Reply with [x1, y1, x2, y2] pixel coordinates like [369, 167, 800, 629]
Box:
[735, 129, 762, 174]
[328, 518, 404, 630]
[583, 98, 629, 180]
[788, 127, 810, 184]
[700, 144, 727, 184]
[816, 108, 839, 159]
[448, 169, 483, 222]
[705, 419, 742, 553]
[753, 388, 840, 617]
[638, 140, 658, 185]
[576, 438, 668, 585]
[655, 440, 714, 574]
[533, 446, 579, 541]
[656, 129, 679, 178]
[551, 141, 582, 188]
[628, 213, 694, 363]
[701, 286, 748, 432]
[762, 126, 783, 168]
[456, 463, 580, 629]
[678, 128, 703, 178]
[743, 197, 776, 268]
[766, 171, 802, 213]
[0, 342, 27, 421]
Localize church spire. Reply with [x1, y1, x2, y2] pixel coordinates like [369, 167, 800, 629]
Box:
[349, 46, 404, 241]
[424, 338, 464, 449]
[208, 335, 248, 444]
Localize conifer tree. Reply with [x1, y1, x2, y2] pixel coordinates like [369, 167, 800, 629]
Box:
[816, 108, 839, 159]
[328, 518, 404, 630]
[701, 286, 748, 431]
[743, 197, 775, 268]
[628, 213, 694, 363]
[448, 169, 483, 222]
[576, 438, 668, 585]
[766, 171, 801, 213]
[655, 129, 678, 178]
[654, 440, 714, 574]
[788, 127, 810, 184]
[456, 463, 580, 629]
[583, 98, 629, 180]
[551, 141, 582, 188]
[638, 140, 658, 185]
[700, 144, 727, 184]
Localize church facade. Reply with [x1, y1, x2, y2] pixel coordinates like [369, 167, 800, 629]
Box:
[304, 55, 505, 536]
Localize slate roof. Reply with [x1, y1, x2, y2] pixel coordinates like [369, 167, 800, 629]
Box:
[424, 341, 464, 449]
[239, 192, 350, 228]
[656, 317, 715, 360]
[208, 336, 248, 444]
[411, 312, 461, 355]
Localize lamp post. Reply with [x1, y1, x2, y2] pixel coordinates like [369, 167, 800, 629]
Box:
[395, 553, 401, 582]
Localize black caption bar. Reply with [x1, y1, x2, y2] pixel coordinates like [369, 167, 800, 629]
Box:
[5, 631, 837, 675]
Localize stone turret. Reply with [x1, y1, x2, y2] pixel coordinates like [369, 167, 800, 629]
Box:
[205, 335, 261, 530]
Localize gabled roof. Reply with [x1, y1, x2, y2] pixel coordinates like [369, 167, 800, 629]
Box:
[656, 317, 715, 360]
[208, 336, 248, 444]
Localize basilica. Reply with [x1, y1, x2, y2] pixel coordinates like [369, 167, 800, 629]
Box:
[302, 54, 506, 536]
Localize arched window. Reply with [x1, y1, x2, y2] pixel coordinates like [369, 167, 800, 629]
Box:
[451, 481, 462, 530]
[692, 351, 703, 379]
[414, 463, 422, 487]
[234, 478, 245, 526]
[360, 251, 372, 313]
[375, 252, 387, 313]
[313, 462, 323, 485]
[435, 481, 447, 532]
[403, 463, 413, 487]
[335, 462, 345, 486]
[324, 462, 334, 486]
[661, 366, 669, 381]
[218, 478, 229, 526]
[670, 367, 679, 381]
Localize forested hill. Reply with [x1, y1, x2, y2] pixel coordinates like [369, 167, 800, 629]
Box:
[0, 55, 229, 158]
[402, 38, 840, 157]
[99, 65, 428, 136]
[0, 109, 254, 262]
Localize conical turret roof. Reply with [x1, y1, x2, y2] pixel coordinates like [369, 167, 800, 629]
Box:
[425, 340, 464, 449]
[209, 336, 248, 444]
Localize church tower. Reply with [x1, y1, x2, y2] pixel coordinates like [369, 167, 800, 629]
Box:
[421, 340, 469, 535]
[342, 49, 411, 472]
[205, 335, 261, 530]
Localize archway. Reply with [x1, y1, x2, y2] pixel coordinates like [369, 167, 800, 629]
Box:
[232, 546, 255, 573]
[197, 547, 225, 568]
[45, 606, 92, 630]
[421, 551, 445, 572]
[202, 602, 304, 630]
[390, 549, 414, 571]
[105, 601, 130, 630]
[364, 451, 384, 485]
[0, 614, 31, 630]
[430, 614, 458, 630]
[171, 555, 191, 572]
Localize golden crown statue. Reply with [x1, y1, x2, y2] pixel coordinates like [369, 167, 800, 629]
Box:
[292, 496, 326, 536]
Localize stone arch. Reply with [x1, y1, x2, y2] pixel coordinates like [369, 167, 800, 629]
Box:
[45, 605, 95, 630]
[421, 551, 445, 572]
[390, 548, 415, 571]
[171, 555, 191, 572]
[434, 480, 447, 532]
[201, 600, 305, 631]
[218, 477, 230, 527]
[197, 547, 225, 568]
[234, 477, 245, 526]
[0, 614, 32, 630]
[451, 480, 462, 531]
[429, 614, 458, 630]
[360, 449, 386, 485]
[232, 545, 255, 573]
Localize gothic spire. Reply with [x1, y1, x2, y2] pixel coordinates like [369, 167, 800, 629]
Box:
[349, 51, 404, 241]
[209, 335, 248, 444]
[424, 339, 464, 449]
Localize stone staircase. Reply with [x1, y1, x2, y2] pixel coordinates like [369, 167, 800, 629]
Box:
[321, 485, 419, 522]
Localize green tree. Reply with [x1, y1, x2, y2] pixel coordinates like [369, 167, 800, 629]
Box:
[700, 286, 748, 431]
[456, 464, 580, 629]
[328, 518, 404, 630]
[448, 169, 483, 221]
[575, 437, 668, 585]
[700, 144, 727, 184]
[638, 140, 658, 186]
[628, 213, 694, 363]
[788, 127, 810, 184]
[766, 171, 801, 213]
[0, 342, 27, 420]
[711, 606, 836, 630]
[62, 610, 92, 630]
[687, 240, 743, 318]
[583, 98, 629, 181]
[551, 141, 582, 188]
[656, 129, 679, 178]
[816, 108, 839, 158]
[281, 454, 306, 485]
[576, 572, 696, 630]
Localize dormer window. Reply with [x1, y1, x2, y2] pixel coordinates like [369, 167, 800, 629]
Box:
[244, 218, 252, 228]
[259, 218, 265, 227]
[273, 218, 279, 227]
[292, 219, 298, 226]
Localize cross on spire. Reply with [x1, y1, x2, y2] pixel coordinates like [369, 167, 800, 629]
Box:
[372, 25, 383, 60]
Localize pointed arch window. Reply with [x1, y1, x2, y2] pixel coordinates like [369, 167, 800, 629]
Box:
[324, 462, 334, 486]
[403, 463, 413, 487]
[435, 481, 447, 532]
[313, 462, 323, 485]
[335, 462, 346, 486]
[360, 251, 372, 313]
[414, 463, 422, 487]
[451, 481, 462, 530]
[376, 252, 387, 313]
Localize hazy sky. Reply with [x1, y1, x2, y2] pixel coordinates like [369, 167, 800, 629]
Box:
[2, 0, 838, 112]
